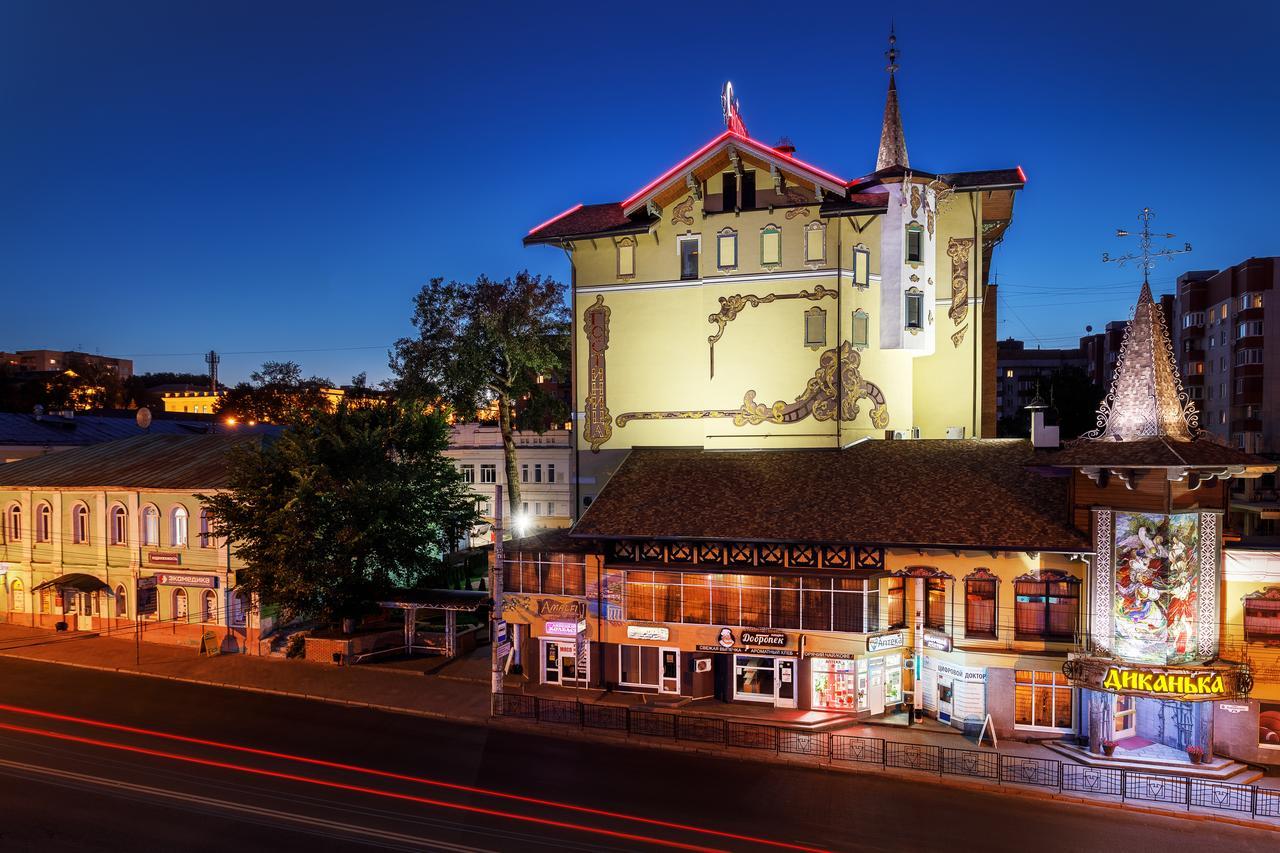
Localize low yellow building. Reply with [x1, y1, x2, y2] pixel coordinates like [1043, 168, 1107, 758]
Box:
[1222, 547, 1280, 764]
[160, 387, 347, 416]
[0, 434, 261, 651]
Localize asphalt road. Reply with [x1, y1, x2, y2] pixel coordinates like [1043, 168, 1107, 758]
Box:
[0, 657, 1272, 853]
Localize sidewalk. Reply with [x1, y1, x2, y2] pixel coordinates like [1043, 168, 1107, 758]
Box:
[1, 622, 1277, 831]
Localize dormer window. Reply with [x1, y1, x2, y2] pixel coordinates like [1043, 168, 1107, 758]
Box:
[717, 228, 738, 271]
[760, 225, 781, 267]
[616, 237, 636, 278]
[906, 224, 924, 264]
[739, 170, 756, 211]
[721, 173, 737, 211]
[804, 221, 825, 265]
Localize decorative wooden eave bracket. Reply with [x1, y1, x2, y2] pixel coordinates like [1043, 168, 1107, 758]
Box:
[686, 173, 703, 200]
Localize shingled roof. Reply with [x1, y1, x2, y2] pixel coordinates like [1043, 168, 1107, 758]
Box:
[572, 440, 1087, 552]
[0, 434, 263, 490]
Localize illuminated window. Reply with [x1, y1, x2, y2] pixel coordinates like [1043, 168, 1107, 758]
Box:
[1014, 575, 1079, 640]
[853, 247, 870, 287]
[679, 235, 700, 280]
[616, 237, 636, 278]
[760, 224, 781, 267]
[10, 579, 24, 613]
[965, 572, 997, 638]
[924, 577, 947, 631]
[905, 289, 924, 330]
[804, 307, 827, 349]
[1240, 292, 1264, 311]
[72, 503, 90, 545]
[717, 228, 738, 270]
[1244, 588, 1280, 643]
[804, 221, 825, 264]
[851, 310, 870, 348]
[906, 224, 924, 263]
[887, 578, 906, 629]
[171, 505, 189, 547]
[110, 504, 127, 545]
[1015, 670, 1074, 730]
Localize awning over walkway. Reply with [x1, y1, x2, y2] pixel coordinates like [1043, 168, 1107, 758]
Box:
[32, 573, 111, 593]
[377, 589, 491, 612]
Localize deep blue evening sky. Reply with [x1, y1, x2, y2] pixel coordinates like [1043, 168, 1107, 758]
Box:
[2, 0, 1277, 384]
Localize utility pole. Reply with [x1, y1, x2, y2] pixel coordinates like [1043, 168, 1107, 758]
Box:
[490, 485, 504, 707]
[205, 350, 220, 393]
[1102, 207, 1192, 285]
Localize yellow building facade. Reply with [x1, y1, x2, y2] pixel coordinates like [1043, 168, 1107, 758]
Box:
[526, 73, 1022, 508]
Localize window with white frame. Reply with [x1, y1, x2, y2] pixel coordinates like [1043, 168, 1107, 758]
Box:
[1237, 348, 1263, 366]
[851, 310, 870, 348]
[171, 505, 189, 547]
[110, 504, 127, 545]
[1182, 311, 1204, 328]
[480, 464, 497, 484]
[534, 464, 543, 483]
[717, 228, 738, 270]
[1241, 292, 1264, 311]
[547, 464, 555, 483]
[678, 235, 700, 280]
[36, 503, 52, 543]
[906, 224, 923, 263]
[618, 645, 660, 687]
[460, 464, 475, 483]
[1014, 670, 1074, 730]
[760, 224, 781, 267]
[804, 221, 825, 264]
[520, 463, 529, 483]
[5, 504, 20, 542]
[905, 289, 924, 330]
[142, 505, 160, 546]
[1238, 320, 1264, 339]
[71, 504, 90, 545]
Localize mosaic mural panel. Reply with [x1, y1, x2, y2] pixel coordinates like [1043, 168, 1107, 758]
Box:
[1113, 511, 1202, 665]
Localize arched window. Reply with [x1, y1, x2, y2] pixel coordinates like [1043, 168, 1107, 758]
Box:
[72, 503, 90, 545]
[110, 505, 127, 546]
[5, 504, 20, 542]
[230, 590, 248, 627]
[199, 508, 213, 548]
[963, 569, 999, 639]
[36, 503, 52, 543]
[115, 584, 128, 618]
[171, 505, 189, 547]
[10, 579, 24, 613]
[142, 505, 160, 546]
[173, 588, 188, 622]
[203, 590, 217, 623]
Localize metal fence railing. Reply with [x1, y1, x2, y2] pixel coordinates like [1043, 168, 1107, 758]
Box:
[493, 693, 1280, 821]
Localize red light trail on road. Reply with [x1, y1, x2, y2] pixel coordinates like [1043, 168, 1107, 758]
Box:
[0, 703, 831, 853]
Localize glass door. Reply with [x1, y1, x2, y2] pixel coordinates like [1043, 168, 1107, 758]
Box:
[659, 648, 680, 694]
[868, 659, 885, 716]
[543, 641, 561, 684]
[1113, 694, 1137, 740]
[775, 658, 797, 709]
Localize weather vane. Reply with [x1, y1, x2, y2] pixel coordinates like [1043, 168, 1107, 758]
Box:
[1102, 207, 1192, 285]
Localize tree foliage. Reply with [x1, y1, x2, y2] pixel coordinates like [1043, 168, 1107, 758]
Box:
[214, 360, 335, 423]
[202, 402, 478, 623]
[390, 271, 570, 510]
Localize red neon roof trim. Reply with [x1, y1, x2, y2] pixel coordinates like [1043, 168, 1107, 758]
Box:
[1016, 165, 1027, 183]
[527, 202, 584, 236]
[621, 130, 847, 212]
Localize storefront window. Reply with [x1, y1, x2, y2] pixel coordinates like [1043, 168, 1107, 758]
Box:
[883, 654, 903, 704]
[619, 644, 660, 687]
[1260, 701, 1280, 748]
[734, 655, 775, 702]
[770, 577, 800, 629]
[811, 658, 863, 711]
[740, 575, 770, 628]
[801, 578, 832, 631]
[1014, 670, 1074, 730]
[682, 575, 711, 623]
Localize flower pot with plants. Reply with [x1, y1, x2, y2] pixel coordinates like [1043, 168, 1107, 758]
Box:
[1186, 745, 1204, 764]
[1101, 739, 1117, 756]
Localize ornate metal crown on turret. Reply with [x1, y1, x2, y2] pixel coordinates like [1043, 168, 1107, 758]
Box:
[1086, 281, 1198, 442]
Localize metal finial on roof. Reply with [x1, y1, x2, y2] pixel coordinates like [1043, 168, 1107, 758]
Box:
[876, 26, 909, 171]
[1086, 282, 1198, 442]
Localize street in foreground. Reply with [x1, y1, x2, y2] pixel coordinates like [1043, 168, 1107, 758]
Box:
[0, 657, 1272, 853]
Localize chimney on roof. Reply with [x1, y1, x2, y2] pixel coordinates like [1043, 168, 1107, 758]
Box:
[773, 136, 796, 156]
[1025, 396, 1059, 449]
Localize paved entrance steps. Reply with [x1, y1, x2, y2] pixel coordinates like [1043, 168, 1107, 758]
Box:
[1044, 740, 1265, 784]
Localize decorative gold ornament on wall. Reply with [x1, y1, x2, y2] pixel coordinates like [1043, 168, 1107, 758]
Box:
[947, 237, 974, 336]
[671, 196, 695, 227]
[617, 341, 889, 430]
[705, 285, 836, 377]
[583, 295, 613, 452]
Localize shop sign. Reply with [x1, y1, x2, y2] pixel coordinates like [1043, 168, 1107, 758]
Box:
[806, 650, 859, 660]
[696, 629, 794, 656]
[1063, 655, 1252, 701]
[544, 620, 585, 637]
[740, 631, 787, 648]
[867, 631, 905, 653]
[626, 625, 670, 642]
[1219, 703, 1249, 714]
[148, 552, 182, 565]
[923, 631, 952, 653]
[536, 598, 586, 620]
[154, 572, 217, 589]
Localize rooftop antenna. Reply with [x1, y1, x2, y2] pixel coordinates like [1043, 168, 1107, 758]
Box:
[205, 350, 220, 393]
[1102, 207, 1192, 286]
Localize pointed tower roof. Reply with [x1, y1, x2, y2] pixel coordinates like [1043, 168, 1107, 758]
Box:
[1089, 281, 1198, 442]
[876, 29, 909, 171]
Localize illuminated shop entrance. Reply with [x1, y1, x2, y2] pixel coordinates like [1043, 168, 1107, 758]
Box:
[809, 654, 903, 715]
[733, 655, 797, 708]
[541, 638, 589, 686]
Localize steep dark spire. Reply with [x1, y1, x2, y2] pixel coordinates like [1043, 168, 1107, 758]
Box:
[876, 26, 909, 171]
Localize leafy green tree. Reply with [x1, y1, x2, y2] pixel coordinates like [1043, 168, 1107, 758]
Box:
[203, 402, 478, 624]
[390, 271, 570, 511]
[214, 360, 334, 423]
